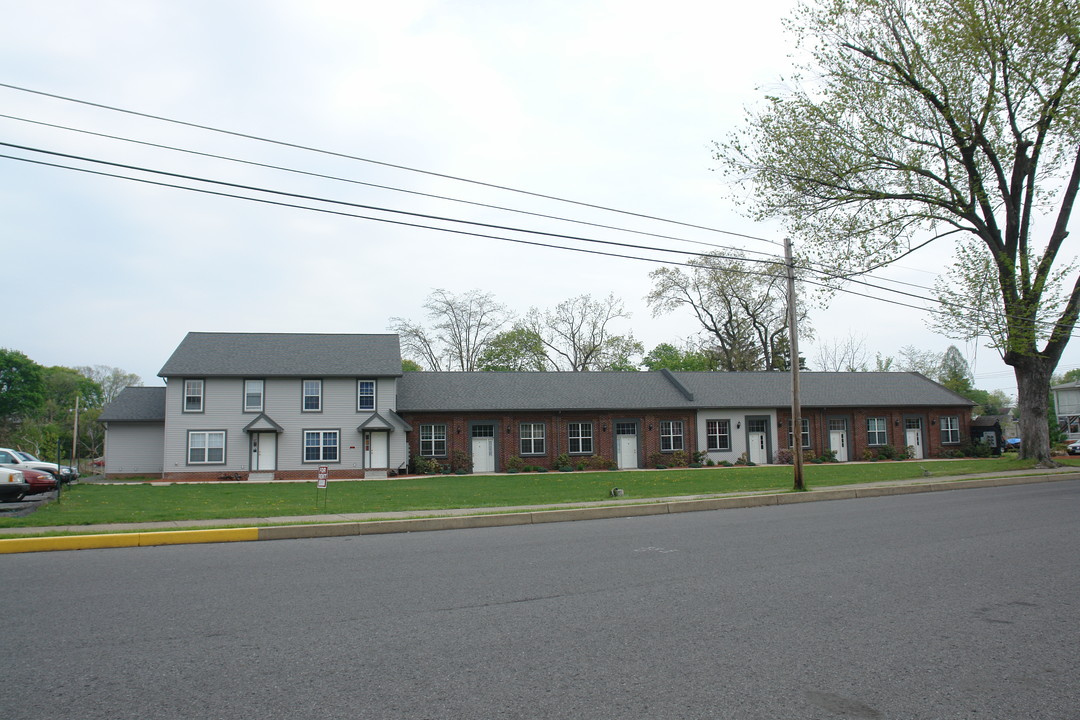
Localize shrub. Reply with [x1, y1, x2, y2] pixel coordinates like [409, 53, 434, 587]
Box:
[705, 458, 716, 467]
[558, 466, 574, 472]
[819, 449, 838, 463]
[507, 456, 526, 472]
[412, 454, 442, 475]
[450, 449, 471, 473]
[775, 448, 794, 465]
[555, 453, 572, 468]
[586, 455, 615, 471]
[876, 444, 899, 460]
[670, 450, 689, 467]
[648, 452, 667, 468]
[719, 460, 733, 467]
[862, 449, 878, 461]
[692, 450, 708, 465]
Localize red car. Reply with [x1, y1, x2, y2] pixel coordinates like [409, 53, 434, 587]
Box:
[21, 467, 58, 496]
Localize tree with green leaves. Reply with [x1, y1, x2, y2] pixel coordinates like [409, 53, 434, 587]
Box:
[0, 348, 46, 429]
[478, 327, 549, 371]
[642, 343, 718, 371]
[647, 252, 812, 371]
[721, 0, 1080, 464]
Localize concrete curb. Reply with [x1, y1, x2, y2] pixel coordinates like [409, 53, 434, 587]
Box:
[2, 472, 1077, 554]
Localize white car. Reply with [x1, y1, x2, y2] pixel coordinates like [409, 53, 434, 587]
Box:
[0, 467, 29, 502]
[0, 448, 78, 482]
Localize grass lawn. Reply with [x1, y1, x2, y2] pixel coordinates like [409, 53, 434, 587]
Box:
[1, 455, 1072, 532]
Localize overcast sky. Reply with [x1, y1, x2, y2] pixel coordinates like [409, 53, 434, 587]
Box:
[2, 0, 1069, 398]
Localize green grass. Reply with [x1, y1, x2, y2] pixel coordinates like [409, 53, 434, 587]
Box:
[1, 456, 1069, 532]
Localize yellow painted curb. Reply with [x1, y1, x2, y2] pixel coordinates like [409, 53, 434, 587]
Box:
[0, 527, 259, 554]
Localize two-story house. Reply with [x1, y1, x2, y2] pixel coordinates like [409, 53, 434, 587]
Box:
[100, 332, 411, 480]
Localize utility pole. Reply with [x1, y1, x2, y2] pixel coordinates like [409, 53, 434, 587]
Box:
[785, 237, 806, 491]
[71, 394, 80, 470]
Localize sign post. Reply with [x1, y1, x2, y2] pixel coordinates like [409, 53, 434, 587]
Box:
[316, 465, 329, 510]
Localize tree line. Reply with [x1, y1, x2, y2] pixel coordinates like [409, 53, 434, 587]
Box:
[0, 348, 141, 462]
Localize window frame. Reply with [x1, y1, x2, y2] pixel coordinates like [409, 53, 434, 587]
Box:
[187, 430, 225, 464]
[867, 417, 888, 446]
[940, 415, 960, 444]
[357, 379, 376, 412]
[519, 422, 546, 456]
[419, 424, 447, 457]
[660, 420, 684, 452]
[706, 419, 731, 451]
[303, 429, 339, 463]
[183, 379, 204, 413]
[302, 379, 322, 412]
[243, 379, 264, 413]
[787, 418, 811, 449]
[567, 422, 593, 455]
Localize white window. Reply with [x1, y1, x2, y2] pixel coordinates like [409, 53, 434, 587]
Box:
[302, 379, 322, 412]
[184, 379, 204, 412]
[244, 379, 264, 412]
[867, 417, 887, 446]
[660, 420, 684, 452]
[304, 430, 338, 462]
[188, 431, 225, 464]
[420, 424, 447, 456]
[568, 423, 593, 454]
[357, 380, 376, 411]
[941, 416, 960, 444]
[787, 418, 811, 449]
[520, 423, 546, 455]
[707, 419, 731, 451]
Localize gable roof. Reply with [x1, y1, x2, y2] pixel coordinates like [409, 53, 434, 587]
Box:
[158, 332, 402, 378]
[98, 387, 167, 422]
[397, 370, 974, 412]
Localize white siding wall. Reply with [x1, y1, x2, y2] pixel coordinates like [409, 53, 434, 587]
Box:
[163, 376, 407, 474]
[104, 422, 165, 475]
[696, 409, 777, 464]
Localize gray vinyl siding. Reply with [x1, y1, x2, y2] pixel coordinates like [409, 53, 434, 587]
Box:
[162, 376, 409, 474]
[697, 408, 776, 464]
[104, 422, 165, 475]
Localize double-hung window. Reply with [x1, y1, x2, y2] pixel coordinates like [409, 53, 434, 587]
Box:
[568, 422, 593, 454]
[787, 418, 811, 449]
[357, 380, 376, 411]
[244, 379, 264, 412]
[188, 430, 225, 464]
[304, 430, 338, 462]
[184, 379, 204, 412]
[706, 419, 731, 451]
[302, 379, 322, 412]
[660, 420, 684, 452]
[420, 424, 447, 457]
[867, 417, 888, 446]
[940, 416, 960, 444]
[520, 423, 546, 455]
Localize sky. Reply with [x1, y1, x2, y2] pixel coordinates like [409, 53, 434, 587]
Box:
[2, 0, 1072, 399]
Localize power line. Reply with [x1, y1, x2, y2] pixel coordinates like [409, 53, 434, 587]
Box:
[0, 81, 783, 245]
[0, 111, 781, 260]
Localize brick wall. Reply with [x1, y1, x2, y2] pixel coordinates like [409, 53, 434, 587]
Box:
[776, 406, 972, 459]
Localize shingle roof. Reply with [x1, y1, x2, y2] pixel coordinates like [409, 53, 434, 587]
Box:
[98, 387, 167, 422]
[397, 370, 973, 412]
[158, 332, 402, 377]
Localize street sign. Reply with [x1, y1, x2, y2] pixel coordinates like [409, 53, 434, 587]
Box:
[317, 465, 328, 489]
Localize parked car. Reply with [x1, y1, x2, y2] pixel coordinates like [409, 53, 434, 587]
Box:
[0, 467, 29, 503]
[21, 467, 58, 496]
[1067, 440, 1080, 455]
[0, 447, 78, 482]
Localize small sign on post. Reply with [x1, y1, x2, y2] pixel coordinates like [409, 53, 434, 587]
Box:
[316, 466, 329, 510]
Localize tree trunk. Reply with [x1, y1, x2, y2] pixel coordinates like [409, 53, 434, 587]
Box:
[1013, 358, 1056, 466]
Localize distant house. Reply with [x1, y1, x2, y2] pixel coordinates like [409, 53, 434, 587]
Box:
[99, 333, 975, 479]
[1051, 380, 1080, 439]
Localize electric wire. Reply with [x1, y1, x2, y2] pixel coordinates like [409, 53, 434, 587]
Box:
[0, 111, 781, 260]
[0, 81, 783, 245]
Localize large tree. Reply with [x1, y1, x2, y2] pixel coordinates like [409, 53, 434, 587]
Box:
[524, 293, 642, 371]
[389, 289, 512, 372]
[76, 365, 142, 405]
[720, 0, 1080, 463]
[647, 252, 812, 371]
[0, 348, 45, 429]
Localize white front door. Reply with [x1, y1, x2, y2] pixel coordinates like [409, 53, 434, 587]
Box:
[829, 430, 848, 462]
[471, 436, 495, 473]
[251, 432, 276, 471]
[749, 432, 767, 465]
[905, 428, 923, 459]
[617, 434, 638, 469]
[365, 432, 388, 469]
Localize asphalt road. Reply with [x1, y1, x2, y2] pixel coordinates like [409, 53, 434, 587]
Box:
[2, 482, 1077, 719]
